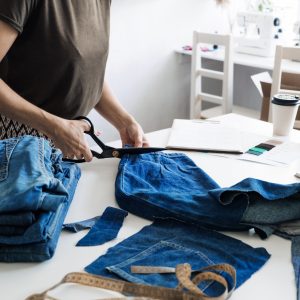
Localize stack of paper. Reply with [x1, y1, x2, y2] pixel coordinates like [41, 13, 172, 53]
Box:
[166, 119, 244, 154]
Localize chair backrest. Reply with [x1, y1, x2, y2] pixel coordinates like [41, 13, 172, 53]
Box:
[190, 31, 233, 119]
[269, 45, 300, 121]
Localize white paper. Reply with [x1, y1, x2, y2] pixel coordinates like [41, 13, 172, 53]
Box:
[167, 119, 243, 153]
[237, 140, 300, 166]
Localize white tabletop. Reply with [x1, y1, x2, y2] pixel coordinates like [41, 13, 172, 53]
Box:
[1, 114, 300, 300]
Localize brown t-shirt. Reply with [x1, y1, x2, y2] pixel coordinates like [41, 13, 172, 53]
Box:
[0, 0, 111, 119]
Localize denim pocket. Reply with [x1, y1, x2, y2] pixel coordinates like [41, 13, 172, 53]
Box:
[0, 138, 19, 181]
[106, 240, 215, 289]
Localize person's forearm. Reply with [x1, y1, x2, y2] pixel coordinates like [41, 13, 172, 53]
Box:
[0, 79, 58, 136]
[94, 81, 135, 130]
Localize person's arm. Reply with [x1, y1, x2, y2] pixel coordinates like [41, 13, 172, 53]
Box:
[0, 20, 93, 161]
[94, 81, 149, 147]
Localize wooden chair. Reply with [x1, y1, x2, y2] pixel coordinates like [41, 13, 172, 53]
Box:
[269, 45, 300, 122]
[190, 31, 233, 119]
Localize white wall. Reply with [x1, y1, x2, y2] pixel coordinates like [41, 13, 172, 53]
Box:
[91, 0, 233, 141]
[89, 0, 231, 142]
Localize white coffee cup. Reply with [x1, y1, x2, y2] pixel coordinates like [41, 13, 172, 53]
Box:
[272, 94, 300, 136]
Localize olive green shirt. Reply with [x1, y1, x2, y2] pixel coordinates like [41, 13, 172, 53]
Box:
[0, 0, 111, 119]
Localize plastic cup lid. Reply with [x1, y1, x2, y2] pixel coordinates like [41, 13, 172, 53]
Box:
[272, 94, 300, 106]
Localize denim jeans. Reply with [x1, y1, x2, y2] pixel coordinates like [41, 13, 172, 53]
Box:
[115, 152, 300, 232]
[115, 152, 300, 297]
[85, 218, 270, 297]
[0, 136, 81, 262]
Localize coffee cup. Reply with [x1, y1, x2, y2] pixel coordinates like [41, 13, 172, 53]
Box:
[272, 94, 300, 136]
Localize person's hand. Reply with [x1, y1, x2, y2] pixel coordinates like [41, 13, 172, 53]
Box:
[118, 119, 149, 148]
[47, 117, 93, 162]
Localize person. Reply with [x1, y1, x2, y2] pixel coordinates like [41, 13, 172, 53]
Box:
[0, 0, 149, 162]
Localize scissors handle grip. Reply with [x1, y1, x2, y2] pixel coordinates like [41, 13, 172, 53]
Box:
[75, 116, 108, 151]
[75, 116, 94, 135]
[62, 150, 99, 163]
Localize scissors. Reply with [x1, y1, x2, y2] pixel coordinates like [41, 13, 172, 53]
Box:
[62, 116, 165, 163]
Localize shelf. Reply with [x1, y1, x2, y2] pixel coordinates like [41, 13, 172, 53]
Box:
[175, 48, 300, 73]
[200, 105, 261, 120]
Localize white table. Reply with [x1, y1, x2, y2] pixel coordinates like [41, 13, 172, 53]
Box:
[1, 114, 300, 300]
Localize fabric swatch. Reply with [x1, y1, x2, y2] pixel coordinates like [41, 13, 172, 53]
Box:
[62, 216, 100, 233]
[76, 207, 128, 247]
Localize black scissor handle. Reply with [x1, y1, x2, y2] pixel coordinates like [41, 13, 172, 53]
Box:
[75, 116, 94, 135]
[75, 116, 109, 151]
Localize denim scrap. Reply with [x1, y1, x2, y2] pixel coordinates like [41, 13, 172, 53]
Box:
[76, 207, 128, 246]
[63, 216, 100, 233]
[0, 136, 81, 262]
[85, 218, 270, 297]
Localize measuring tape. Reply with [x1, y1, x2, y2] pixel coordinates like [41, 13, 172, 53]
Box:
[26, 263, 236, 300]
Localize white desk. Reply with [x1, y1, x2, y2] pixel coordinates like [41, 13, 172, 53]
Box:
[1, 114, 300, 300]
[176, 47, 300, 73]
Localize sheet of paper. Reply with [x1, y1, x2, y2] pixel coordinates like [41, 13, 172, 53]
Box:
[236, 139, 300, 167]
[167, 119, 244, 153]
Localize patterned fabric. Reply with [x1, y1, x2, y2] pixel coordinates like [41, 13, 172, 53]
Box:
[0, 114, 53, 145]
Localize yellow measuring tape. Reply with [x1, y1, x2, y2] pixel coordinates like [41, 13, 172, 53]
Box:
[26, 263, 236, 300]
[26, 264, 236, 300]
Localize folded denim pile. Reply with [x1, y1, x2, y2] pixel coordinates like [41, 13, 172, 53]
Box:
[0, 136, 81, 262]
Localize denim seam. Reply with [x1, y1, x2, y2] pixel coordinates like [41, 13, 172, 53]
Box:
[121, 162, 209, 228]
[37, 139, 48, 210]
[107, 240, 215, 273]
[46, 203, 65, 239]
[107, 266, 147, 285]
[162, 241, 217, 290]
[162, 241, 215, 265]
[106, 240, 215, 290]
[0, 138, 19, 181]
[39, 138, 48, 176]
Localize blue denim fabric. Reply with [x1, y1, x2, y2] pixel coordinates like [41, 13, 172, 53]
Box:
[0, 136, 81, 262]
[85, 218, 270, 296]
[0, 161, 80, 262]
[76, 207, 128, 246]
[0, 225, 26, 236]
[0, 212, 35, 226]
[115, 152, 300, 232]
[0, 136, 77, 245]
[292, 237, 300, 300]
[0, 136, 68, 213]
[241, 195, 300, 239]
[115, 152, 300, 297]
[63, 216, 100, 233]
